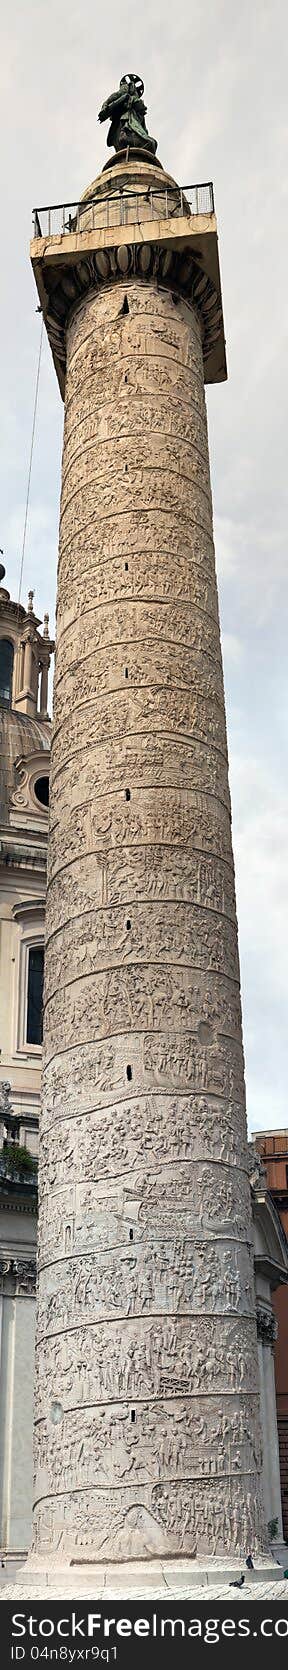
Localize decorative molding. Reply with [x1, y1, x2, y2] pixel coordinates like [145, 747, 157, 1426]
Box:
[248, 1143, 268, 1192]
[14, 1257, 37, 1295]
[256, 1305, 278, 1347]
[0, 1255, 37, 1295]
[10, 911, 44, 1060]
[41, 242, 223, 386]
[12, 897, 46, 923]
[10, 753, 50, 818]
[0, 1080, 13, 1119]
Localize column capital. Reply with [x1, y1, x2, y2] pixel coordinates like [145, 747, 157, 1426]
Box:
[0, 1256, 37, 1296]
[257, 1304, 278, 1347]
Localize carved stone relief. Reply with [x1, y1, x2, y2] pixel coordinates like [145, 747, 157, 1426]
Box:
[34, 1394, 262, 1504]
[38, 1168, 253, 1270]
[44, 898, 240, 999]
[47, 849, 236, 931]
[37, 1234, 255, 1340]
[33, 267, 266, 1560]
[47, 788, 233, 883]
[54, 634, 224, 724]
[50, 736, 231, 826]
[35, 1316, 259, 1417]
[52, 687, 227, 765]
[39, 1093, 248, 1179]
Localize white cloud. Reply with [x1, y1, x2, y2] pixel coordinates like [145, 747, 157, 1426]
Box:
[221, 632, 244, 665]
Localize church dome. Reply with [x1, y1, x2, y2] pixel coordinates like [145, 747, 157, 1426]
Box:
[0, 707, 50, 827]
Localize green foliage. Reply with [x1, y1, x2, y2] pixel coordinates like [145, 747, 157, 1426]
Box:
[267, 1517, 279, 1542]
[1, 1142, 37, 1179]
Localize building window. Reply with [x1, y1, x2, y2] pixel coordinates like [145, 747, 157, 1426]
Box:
[34, 775, 49, 807]
[0, 638, 14, 707]
[26, 946, 44, 1045]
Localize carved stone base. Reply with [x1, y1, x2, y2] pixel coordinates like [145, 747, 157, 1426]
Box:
[3, 1556, 285, 1598]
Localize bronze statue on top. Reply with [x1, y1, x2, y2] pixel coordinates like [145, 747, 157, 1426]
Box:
[98, 74, 157, 156]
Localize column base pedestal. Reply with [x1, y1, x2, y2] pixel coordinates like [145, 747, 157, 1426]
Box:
[1, 1555, 286, 1598]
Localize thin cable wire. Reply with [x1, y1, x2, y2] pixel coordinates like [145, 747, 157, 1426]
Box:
[17, 314, 44, 608]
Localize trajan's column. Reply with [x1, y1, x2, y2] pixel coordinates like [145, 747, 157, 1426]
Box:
[30, 75, 267, 1568]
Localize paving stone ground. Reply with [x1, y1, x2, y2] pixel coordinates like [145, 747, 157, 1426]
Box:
[2, 1574, 288, 1600]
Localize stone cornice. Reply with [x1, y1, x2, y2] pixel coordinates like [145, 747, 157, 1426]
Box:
[0, 1199, 37, 1218]
[12, 897, 46, 923]
[31, 219, 226, 396]
[0, 1186, 37, 1214]
[0, 591, 54, 657]
[0, 592, 26, 625]
[0, 838, 47, 871]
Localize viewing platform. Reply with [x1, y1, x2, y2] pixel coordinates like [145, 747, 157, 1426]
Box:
[30, 161, 226, 394]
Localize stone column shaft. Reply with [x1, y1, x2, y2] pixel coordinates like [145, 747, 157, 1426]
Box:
[33, 270, 264, 1564]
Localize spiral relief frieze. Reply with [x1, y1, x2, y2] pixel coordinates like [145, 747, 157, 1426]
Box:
[33, 270, 265, 1562]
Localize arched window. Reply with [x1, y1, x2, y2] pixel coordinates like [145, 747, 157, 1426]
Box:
[26, 945, 44, 1045]
[0, 638, 14, 707]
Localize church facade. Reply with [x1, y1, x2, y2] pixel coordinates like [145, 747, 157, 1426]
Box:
[0, 566, 53, 1552]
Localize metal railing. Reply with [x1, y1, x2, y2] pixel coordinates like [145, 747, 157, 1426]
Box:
[32, 182, 214, 240]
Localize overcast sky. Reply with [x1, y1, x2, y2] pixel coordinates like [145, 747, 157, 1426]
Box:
[1, 0, 287, 1133]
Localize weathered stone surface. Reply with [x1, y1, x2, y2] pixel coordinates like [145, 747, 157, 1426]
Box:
[33, 268, 266, 1562]
[34, 1394, 262, 1496]
[47, 789, 233, 880]
[32, 1477, 263, 1562]
[47, 849, 236, 926]
[35, 1313, 258, 1405]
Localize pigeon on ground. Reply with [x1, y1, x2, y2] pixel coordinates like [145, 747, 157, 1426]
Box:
[246, 1554, 254, 1569]
[229, 1574, 245, 1588]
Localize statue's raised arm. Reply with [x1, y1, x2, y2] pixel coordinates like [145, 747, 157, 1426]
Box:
[98, 74, 157, 155]
[98, 87, 128, 124]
